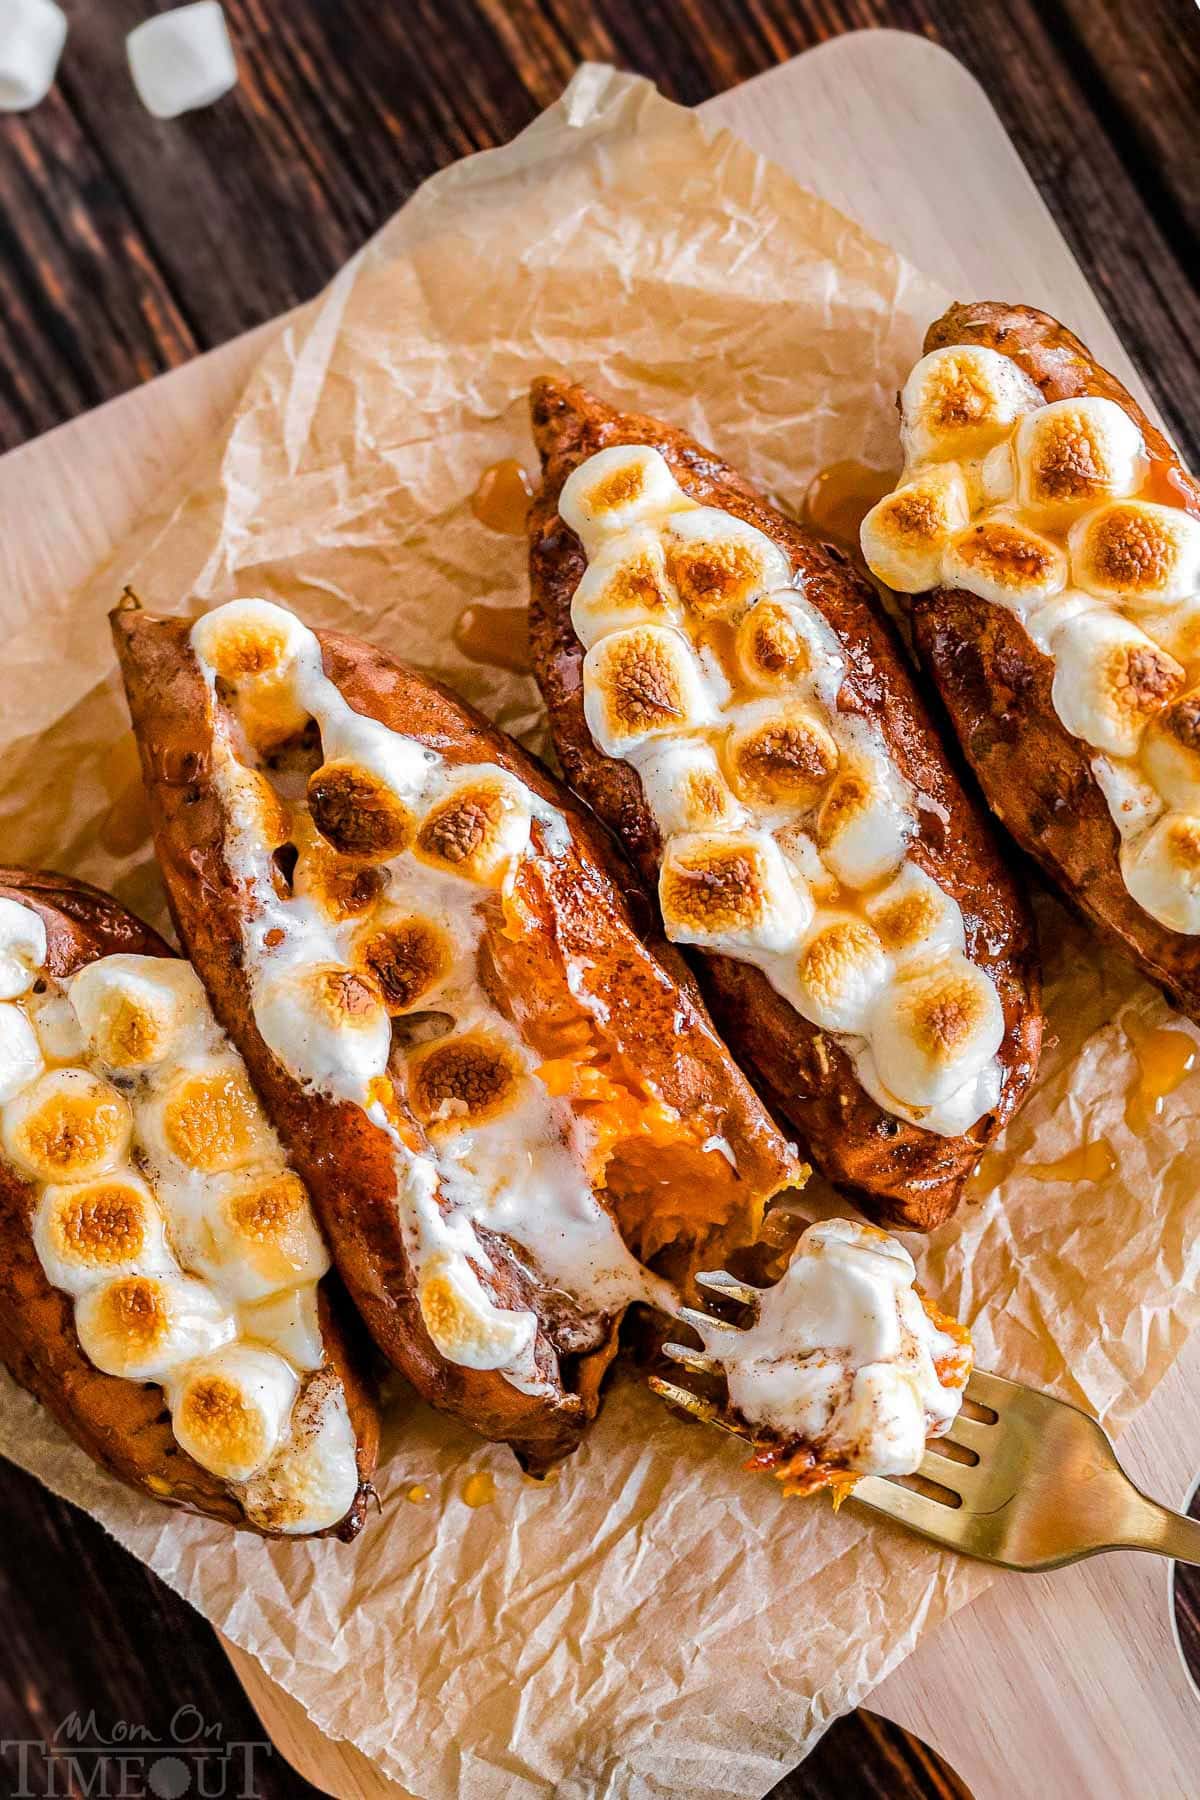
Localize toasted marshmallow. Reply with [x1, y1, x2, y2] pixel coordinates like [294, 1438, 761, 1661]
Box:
[1049, 610, 1183, 757]
[418, 1251, 538, 1371]
[795, 914, 890, 1033]
[659, 830, 811, 953]
[559, 445, 683, 548]
[942, 513, 1067, 609]
[1123, 813, 1200, 934]
[191, 598, 311, 745]
[0, 897, 46, 1000]
[2, 1068, 131, 1182]
[291, 835, 389, 923]
[734, 595, 843, 696]
[149, 1058, 276, 1175]
[415, 767, 533, 887]
[859, 465, 971, 593]
[34, 1176, 171, 1295]
[356, 914, 452, 1014]
[240, 1378, 359, 1533]
[815, 730, 914, 889]
[865, 863, 966, 962]
[408, 1031, 524, 1130]
[254, 960, 390, 1101]
[725, 701, 840, 811]
[170, 1169, 329, 1300]
[663, 508, 792, 619]
[193, 597, 308, 681]
[307, 757, 416, 860]
[869, 953, 1004, 1108]
[69, 956, 207, 1072]
[1142, 693, 1200, 812]
[1070, 501, 1200, 607]
[238, 1284, 325, 1371]
[569, 529, 680, 648]
[900, 345, 1040, 463]
[1015, 397, 1147, 525]
[169, 1344, 300, 1482]
[76, 1273, 236, 1381]
[582, 625, 713, 758]
[633, 737, 742, 836]
[0, 1003, 43, 1103]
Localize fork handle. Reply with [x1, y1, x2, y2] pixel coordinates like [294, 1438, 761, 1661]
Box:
[1119, 1488, 1200, 1566]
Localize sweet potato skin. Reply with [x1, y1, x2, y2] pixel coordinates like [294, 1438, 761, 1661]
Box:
[526, 377, 1043, 1231]
[0, 868, 379, 1538]
[112, 604, 796, 1471]
[913, 301, 1200, 1019]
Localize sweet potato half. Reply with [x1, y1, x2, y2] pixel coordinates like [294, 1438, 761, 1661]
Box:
[526, 378, 1043, 1231]
[0, 868, 378, 1536]
[112, 600, 799, 1472]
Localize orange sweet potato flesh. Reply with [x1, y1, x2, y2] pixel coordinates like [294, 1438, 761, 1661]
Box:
[911, 301, 1200, 1019]
[112, 604, 798, 1472]
[526, 377, 1044, 1231]
[0, 868, 380, 1537]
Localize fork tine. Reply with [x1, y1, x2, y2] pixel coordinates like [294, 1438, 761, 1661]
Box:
[647, 1376, 755, 1442]
[695, 1270, 760, 1307]
[965, 1367, 1020, 1410]
[663, 1341, 720, 1375]
[850, 1474, 963, 1538]
[677, 1304, 741, 1337]
[938, 1412, 997, 1456]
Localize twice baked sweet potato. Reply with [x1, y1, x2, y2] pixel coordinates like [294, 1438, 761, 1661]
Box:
[861, 301, 1200, 1019]
[527, 378, 1043, 1231]
[0, 868, 378, 1536]
[112, 597, 800, 1473]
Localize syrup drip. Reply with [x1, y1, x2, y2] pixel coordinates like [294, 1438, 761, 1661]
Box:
[1027, 1140, 1117, 1184]
[452, 603, 532, 675]
[406, 1483, 430, 1504]
[801, 459, 898, 555]
[1123, 1015, 1196, 1135]
[471, 459, 533, 536]
[462, 1470, 497, 1508]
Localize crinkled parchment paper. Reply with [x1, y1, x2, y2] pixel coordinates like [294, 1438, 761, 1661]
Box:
[3, 64, 1200, 1800]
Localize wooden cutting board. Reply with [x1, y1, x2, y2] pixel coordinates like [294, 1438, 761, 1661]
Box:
[3, 29, 1198, 1800]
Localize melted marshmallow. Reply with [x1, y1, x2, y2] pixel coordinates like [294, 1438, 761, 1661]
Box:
[696, 1218, 969, 1477]
[0, 921, 358, 1533]
[560, 445, 1005, 1136]
[190, 599, 679, 1401]
[862, 348, 1200, 934]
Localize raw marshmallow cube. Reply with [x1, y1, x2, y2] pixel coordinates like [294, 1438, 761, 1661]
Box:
[0, 0, 67, 111]
[127, 1, 237, 119]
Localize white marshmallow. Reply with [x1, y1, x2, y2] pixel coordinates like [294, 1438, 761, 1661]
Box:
[69, 955, 208, 1071]
[239, 1285, 326, 1372]
[1014, 397, 1147, 525]
[1123, 813, 1200, 935]
[1069, 500, 1200, 608]
[632, 735, 743, 836]
[859, 464, 971, 594]
[1049, 609, 1182, 758]
[1142, 694, 1200, 813]
[559, 445, 683, 548]
[900, 345, 1040, 464]
[240, 1379, 359, 1533]
[582, 624, 714, 758]
[76, 1273, 236, 1382]
[169, 1344, 299, 1482]
[253, 960, 391, 1107]
[659, 829, 812, 954]
[868, 952, 1004, 1109]
[864, 862, 966, 963]
[0, 897, 46, 999]
[127, 2, 238, 120]
[569, 529, 680, 648]
[418, 1252, 538, 1372]
[0, 1003, 42, 1103]
[0, 0, 66, 111]
[814, 725, 915, 889]
[794, 913, 890, 1034]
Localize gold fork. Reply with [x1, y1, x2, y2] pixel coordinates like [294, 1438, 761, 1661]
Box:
[649, 1270, 1200, 1572]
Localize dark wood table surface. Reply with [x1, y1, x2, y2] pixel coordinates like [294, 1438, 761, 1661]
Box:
[2, 2, 1199, 1795]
